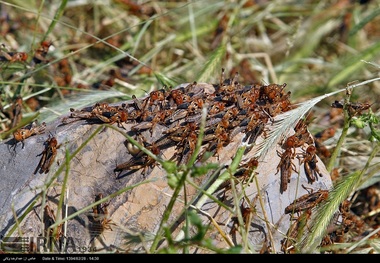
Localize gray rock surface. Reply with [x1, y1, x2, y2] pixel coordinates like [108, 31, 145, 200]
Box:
[0, 83, 332, 254]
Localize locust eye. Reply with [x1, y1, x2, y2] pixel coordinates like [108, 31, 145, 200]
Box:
[127, 142, 140, 156]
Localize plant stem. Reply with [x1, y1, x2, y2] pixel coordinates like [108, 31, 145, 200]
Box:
[326, 88, 352, 173]
[149, 168, 189, 253]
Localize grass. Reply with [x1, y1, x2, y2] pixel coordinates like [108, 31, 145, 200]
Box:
[1, 0, 380, 254]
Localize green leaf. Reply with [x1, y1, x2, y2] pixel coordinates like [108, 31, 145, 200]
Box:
[167, 173, 180, 190]
[191, 163, 219, 178]
[161, 160, 178, 174]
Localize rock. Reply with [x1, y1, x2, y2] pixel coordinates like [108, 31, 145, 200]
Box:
[0, 81, 332, 254]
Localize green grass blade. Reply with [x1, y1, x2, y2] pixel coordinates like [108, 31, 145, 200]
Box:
[43, 0, 68, 41]
[38, 89, 127, 123]
[278, 19, 340, 83]
[300, 170, 361, 253]
[349, 8, 380, 37]
[300, 142, 380, 253]
[154, 72, 179, 88]
[327, 41, 380, 89]
[196, 45, 226, 83]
